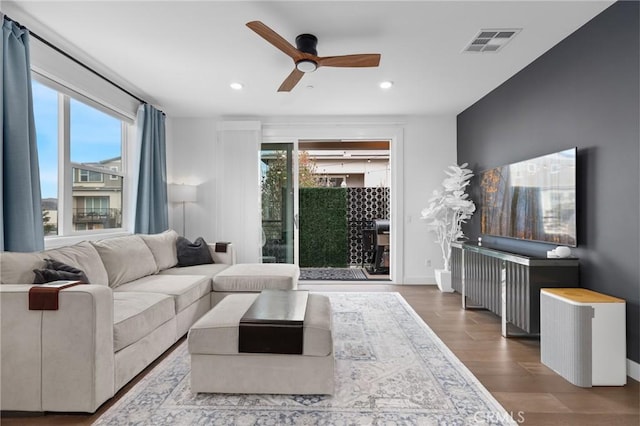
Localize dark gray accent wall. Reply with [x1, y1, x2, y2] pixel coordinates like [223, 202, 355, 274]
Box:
[457, 1, 639, 363]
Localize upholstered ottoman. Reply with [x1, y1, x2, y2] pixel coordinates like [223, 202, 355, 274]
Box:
[187, 292, 334, 395]
[211, 263, 299, 305]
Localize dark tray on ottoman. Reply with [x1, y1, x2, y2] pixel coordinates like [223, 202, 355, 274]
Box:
[239, 289, 309, 354]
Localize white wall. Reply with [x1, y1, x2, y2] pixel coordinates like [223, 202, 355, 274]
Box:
[401, 115, 457, 284]
[167, 114, 457, 284]
[166, 117, 219, 242]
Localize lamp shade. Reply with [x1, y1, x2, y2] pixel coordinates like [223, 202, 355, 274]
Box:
[169, 184, 197, 203]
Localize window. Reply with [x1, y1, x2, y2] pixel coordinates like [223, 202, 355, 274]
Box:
[84, 196, 109, 210]
[33, 81, 59, 236]
[109, 166, 119, 180]
[78, 169, 104, 182]
[32, 77, 128, 236]
[74, 195, 117, 230]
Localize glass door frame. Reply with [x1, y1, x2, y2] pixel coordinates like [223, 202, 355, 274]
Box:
[260, 140, 300, 265]
[262, 122, 404, 284]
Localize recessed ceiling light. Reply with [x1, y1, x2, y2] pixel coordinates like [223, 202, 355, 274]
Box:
[379, 81, 393, 89]
[230, 82, 244, 90]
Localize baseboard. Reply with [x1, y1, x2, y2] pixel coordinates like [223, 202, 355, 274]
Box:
[628, 358, 640, 381]
[402, 275, 436, 285]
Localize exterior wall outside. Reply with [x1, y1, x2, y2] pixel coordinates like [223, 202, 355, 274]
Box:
[42, 158, 124, 234]
[313, 158, 390, 188]
[72, 158, 123, 231]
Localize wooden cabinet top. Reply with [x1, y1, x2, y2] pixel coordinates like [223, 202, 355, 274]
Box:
[542, 288, 625, 304]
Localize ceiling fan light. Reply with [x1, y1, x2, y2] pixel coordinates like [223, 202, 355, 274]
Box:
[296, 60, 317, 73]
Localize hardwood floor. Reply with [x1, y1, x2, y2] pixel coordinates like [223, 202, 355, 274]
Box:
[2, 284, 638, 425]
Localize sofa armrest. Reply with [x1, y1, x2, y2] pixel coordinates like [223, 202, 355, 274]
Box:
[0, 284, 114, 412]
[208, 242, 236, 265]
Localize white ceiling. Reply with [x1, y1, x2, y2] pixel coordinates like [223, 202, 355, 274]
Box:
[4, 1, 614, 118]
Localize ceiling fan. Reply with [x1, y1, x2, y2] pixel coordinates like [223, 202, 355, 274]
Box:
[246, 21, 381, 92]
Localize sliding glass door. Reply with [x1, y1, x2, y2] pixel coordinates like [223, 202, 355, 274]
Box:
[259, 140, 393, 277]
[260, 143, 297, 264]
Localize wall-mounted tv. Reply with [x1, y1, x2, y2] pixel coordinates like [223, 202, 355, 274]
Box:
[479, 148, 577, 246]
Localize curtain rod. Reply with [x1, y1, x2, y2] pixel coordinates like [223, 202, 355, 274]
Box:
[4, 14, 148, 106]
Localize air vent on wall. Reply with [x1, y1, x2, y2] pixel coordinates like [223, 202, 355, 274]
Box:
[464, 29, 521, 53]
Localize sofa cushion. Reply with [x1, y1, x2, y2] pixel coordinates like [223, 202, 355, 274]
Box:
[0, 252, 46, 284]
[113, 292, 175, 352]
[158, 263, 230, 280]
[139, 230, 179, 271]
[212, 263, 299, 292]
[92, 235, 158, 288]
[114, 274, 211, 314]
[176, 237, 213, 267]
[45, 241, 109, 286]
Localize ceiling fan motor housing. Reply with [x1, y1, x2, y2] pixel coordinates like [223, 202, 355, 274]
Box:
[295, 34, 318, 56]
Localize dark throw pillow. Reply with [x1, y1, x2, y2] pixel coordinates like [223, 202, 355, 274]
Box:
[176, 236, 214, 267]
[33, 259, 89, 284]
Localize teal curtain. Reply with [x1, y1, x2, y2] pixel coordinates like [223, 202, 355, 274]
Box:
[134, 103, 168, 234]
[1, 17, 44, 252]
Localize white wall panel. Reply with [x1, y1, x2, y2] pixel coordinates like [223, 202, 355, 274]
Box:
[214, 122, 262, 263]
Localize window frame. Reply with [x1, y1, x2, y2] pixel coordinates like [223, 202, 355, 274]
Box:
[77, 168, 104, 183]
[109, 166, 119, 180]
[32, 72, 131, 240]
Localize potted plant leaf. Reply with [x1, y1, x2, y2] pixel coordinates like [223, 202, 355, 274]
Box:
[421, 163, 476, 292]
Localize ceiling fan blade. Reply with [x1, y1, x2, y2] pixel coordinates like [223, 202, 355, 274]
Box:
[246, 21, 303, 61]
[318, 54, 381, 68]
[278, 68, 305, 92]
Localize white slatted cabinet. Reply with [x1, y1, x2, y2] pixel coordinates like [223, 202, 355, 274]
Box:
[540, 288, 626, 387]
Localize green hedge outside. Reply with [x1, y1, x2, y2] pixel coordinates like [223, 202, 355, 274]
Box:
[299, 188, 348, 267]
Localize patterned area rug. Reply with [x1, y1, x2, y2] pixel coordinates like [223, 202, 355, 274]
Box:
[94, 293, 516, 425]
[300, 267, 368, 280]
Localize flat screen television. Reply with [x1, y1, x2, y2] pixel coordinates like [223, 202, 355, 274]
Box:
[479, 148, 577, 246]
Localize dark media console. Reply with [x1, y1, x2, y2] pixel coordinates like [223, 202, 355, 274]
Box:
[451, 242, 580, 337]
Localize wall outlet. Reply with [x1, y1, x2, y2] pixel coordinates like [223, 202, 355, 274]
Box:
[426, 259, 432, 267]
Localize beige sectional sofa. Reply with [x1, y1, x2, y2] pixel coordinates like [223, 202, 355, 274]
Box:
[0, 230, 236, 413]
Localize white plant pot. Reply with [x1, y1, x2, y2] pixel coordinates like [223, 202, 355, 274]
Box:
[435, 269, 454, 293]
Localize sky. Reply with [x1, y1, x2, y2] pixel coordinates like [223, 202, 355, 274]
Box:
[32, 80, 122, 199]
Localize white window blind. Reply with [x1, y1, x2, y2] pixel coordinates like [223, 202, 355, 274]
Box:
[29, 37, 140, 122]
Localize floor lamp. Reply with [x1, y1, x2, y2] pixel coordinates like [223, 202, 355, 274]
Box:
[169, 184, 197, 236]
